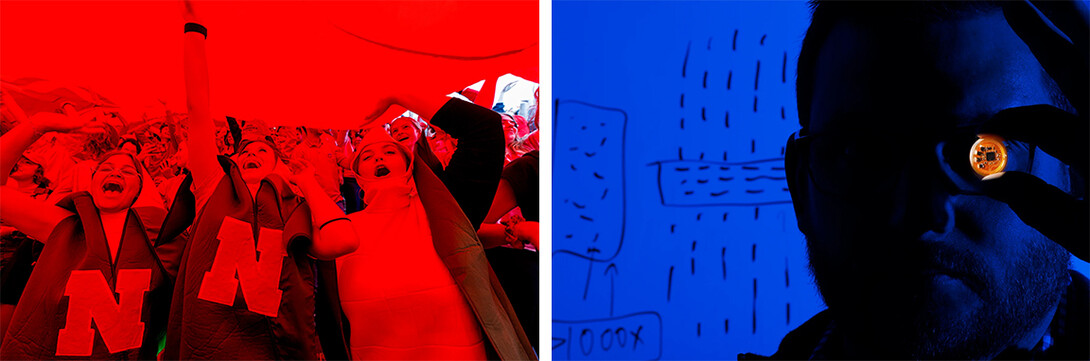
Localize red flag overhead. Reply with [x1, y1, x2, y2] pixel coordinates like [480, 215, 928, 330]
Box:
[0, 1, 537, 128]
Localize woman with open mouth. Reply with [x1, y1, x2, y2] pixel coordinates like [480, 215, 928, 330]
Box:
[0, 100, 193, 359]
[305, 93, 536, 360]
[159, 3, 361, 360]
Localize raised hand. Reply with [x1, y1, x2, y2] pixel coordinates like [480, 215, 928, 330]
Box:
[287, 158, 318, 187]
[182, 0, 202, 24]
[981, 1, 1090, 261]
[28, 104, 107, 135]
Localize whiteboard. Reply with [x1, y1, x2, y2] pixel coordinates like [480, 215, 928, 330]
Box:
[552, 1, 819, 359]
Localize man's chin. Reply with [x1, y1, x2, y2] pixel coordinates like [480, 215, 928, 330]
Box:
[829, 280, 996, 359]
[919, 273, 983, 313]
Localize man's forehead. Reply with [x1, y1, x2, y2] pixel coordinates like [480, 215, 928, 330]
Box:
[808, 10, 1060, 133]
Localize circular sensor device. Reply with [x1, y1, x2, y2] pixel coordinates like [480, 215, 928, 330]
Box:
[969, 134, 1007, 177]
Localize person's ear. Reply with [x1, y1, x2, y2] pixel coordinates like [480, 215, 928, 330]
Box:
[785, 132, 813, 236]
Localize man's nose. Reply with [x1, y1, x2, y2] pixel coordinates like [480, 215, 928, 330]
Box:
[890, 155, 956, 239]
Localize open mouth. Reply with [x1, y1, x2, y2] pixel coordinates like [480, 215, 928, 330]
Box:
[101, 180, 125, 196]
[374, 165, 391, 177]
[243, 160, 261, 170]
[395, 135, 410, 142]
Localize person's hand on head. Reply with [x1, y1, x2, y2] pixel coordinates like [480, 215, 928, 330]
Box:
[980, 1, 1089, 261]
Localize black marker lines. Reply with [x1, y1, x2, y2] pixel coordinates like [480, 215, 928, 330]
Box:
[745, 175, 786, 181]
[754, 60, 761, 90]
[682, 41, 691, 78]
[667, 266, 675, 302]
[721, 247, 727, 279]
[786, 303, 791, 325]
[782, 51, 788, 83]
[785, 257, 790, 288]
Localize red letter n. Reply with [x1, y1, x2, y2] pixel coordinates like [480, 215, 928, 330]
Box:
[56, 269, 152, 356]
[197, 216, 286, 317]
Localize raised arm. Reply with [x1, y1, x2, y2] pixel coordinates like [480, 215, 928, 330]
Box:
[421, 98, 506, 229]
[182, 0, 223, 186]
[290, 162, 359, 260]
[0, 103, 98, 242]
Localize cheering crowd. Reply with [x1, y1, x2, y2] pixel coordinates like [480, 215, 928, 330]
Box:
[0, 3, 539, 360]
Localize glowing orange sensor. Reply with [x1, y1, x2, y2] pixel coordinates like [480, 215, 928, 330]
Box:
[969, 134, 1007, 177]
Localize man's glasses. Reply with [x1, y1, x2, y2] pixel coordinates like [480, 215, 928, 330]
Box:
[787, 127, 1037, 198]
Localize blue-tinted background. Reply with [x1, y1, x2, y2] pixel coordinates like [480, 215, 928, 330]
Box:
[552, 1, 815, 359]
[551, 1, 1090, 359]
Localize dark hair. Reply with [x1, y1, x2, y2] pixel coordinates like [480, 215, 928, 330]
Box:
[93, 151, 144, 177]
[15, 158, 50, 189]
[796, 1, 1002, 129]
[118, 138, 142, 154]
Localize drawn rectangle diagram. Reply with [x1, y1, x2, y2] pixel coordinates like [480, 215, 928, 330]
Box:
[553, 100, 627, 261]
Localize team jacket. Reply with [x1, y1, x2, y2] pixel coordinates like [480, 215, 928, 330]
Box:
[316, 99, 536, 360]
[0, 187, 192, 360]
[161, 157, 320, 360]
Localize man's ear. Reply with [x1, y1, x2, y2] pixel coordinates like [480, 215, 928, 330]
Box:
[785, 132, 813, 236]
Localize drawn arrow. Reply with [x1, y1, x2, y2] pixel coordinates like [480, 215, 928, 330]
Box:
[604, 263, 620, 316]
[583, 248, 602, 300]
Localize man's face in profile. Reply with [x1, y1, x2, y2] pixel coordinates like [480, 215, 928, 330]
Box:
[800, 9, 1071, 359]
